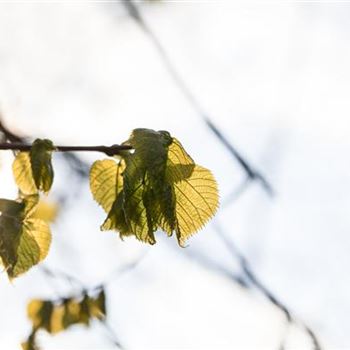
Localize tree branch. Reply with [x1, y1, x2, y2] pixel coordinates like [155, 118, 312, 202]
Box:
[0, 143, 132, 156]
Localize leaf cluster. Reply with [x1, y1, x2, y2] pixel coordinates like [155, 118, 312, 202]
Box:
[22, 289, 106, 350]
[0, 139, 55, 278]
[0, 129, 219, 280]
[90, 128, 219, 246]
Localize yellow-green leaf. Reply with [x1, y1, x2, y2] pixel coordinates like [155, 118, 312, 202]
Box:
[24, 288, 107, 346]
[27, 299, 53, 332]
[168, 165, 219, 246]
[90, 129, 219, 246]
[0, 198, 51, 279]
[30, 139, 55, 193]
[12, 152, 37, 195]
[121, 129, 173, 243]
[12, 139, 55, 195]
[10, 218, 51, 278]
[88, 290, 106, 320]
[89, 159, 124, 213]
[21, 332, 38, 350]
[31, 199, 59, 223]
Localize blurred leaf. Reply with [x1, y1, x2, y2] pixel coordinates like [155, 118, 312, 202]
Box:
[21, 331, 38, 350]
[10, 218, 51, 278]
[168, 165, 219, 246]
[32, 199, 59, 223]
[88, 289, 106, 320]
[50, 304, 65, 334]
[23, 289, 107, 348]
[27, 300, 53, 332]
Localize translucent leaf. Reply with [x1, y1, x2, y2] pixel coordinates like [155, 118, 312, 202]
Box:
[10, 218, 51, 278]
[12, 152, 37, 195]
[167, 137, 194, 167]
[168, 165, 219, 246]
[32, 199, 59, 223]
[121, 129, 173, 243]
[0, 198, 51, 279]
[30, 139, 55, 193]
[50, 304, 65, 334]
[101, 191, 132, 237]
[0, 213, 23, 273]
[91, 128, 219, 246]
[22, 195, 40, 218]
[89, 159, 124, 213]
[12, 139, 55, 195]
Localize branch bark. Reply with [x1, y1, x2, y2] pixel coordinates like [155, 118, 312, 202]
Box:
[0, 143, 132, 156]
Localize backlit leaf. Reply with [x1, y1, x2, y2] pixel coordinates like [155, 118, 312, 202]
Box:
[90, 128, 219, 246]
[120, 129, 172, 243]
[88, 290, 106, 320]
[89, 159, 124, 213]
[32, 199, 59, 223]
[12, 139, 55, 195]
[168, 165, 219, 246]
[23, 289, 107, 348]
[0, 198, 51, 279]
[12, 152, 37, 195]
[10, 218, 51, 278]
[30, 139, 55, 193]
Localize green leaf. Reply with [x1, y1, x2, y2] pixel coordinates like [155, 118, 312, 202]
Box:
[0, 198, 51, 279]
[12, 152, 37, 195]
[30, 139, 55, 193]
[90, 128, 219, 246]
[21, 331, 38, 350]
[27, 300, 54, 332]
[12, 139, 55, 195]
[10, 218, 51, 278]
[168, 165, 219, 246]
[88, 290, 106, 320]
[89, 159, 124, 214]
[24, 289, 107, 347]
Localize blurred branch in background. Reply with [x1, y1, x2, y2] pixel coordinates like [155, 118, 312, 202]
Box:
[114, 3, 321, 346]
[213, 221, 321, 350]
[120, 0, 273, 196]
[37, 253, 148, 349]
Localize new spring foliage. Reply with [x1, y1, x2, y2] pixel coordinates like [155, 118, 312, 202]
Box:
[0, 129, 219, 280]
[90, 129, 219, 246]
[0, 138, 55, 279]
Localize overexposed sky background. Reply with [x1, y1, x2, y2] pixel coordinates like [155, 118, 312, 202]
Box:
[0, 1, 349, 349]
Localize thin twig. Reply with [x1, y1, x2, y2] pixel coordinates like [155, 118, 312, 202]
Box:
[0, 143, 132, 156]
[186, 249, 248, 288]
[121, 0, 273, 195]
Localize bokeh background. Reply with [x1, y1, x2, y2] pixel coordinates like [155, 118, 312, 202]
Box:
[0, 1, 349, 349]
